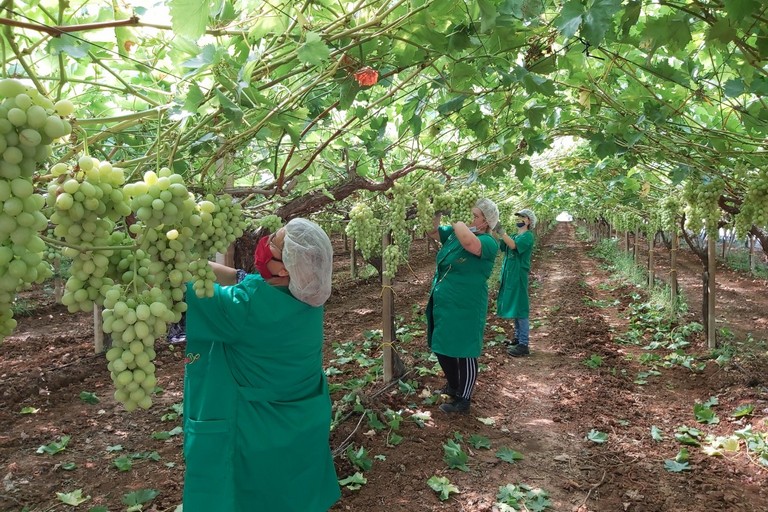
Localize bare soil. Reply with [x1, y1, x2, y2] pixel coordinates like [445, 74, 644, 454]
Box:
[1, 222, 766, 512]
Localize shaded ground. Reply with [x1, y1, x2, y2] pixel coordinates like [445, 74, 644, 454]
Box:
[1, 222, 766, 512]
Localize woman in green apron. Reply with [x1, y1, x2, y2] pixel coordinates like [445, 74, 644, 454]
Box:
[182, 218, 340, 512]
[496, 208, 536, 357]
[426, 198, 499, 414]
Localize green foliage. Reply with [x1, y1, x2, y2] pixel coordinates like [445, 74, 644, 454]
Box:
[582, 354, 604, 369]
[36, 436, 71, 455]
[442, 439, 470, 471]
[346, 445, 374, 472]
[496, 447, 525, 463]
[586, 429, 608, 444]
[427, 476, 460, 501]
[496, 483, 552, 511]
[338, 472, 367, 490]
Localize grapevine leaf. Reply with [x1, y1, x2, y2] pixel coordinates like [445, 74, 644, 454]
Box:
[476, 417, 496, 426]
[338, 472, 367, 490]
[48, 34, 90, 59]
[20, 407, 39, 414]
[730, 404, 754, 418]
[36, 436, 71, 455]
[693, 404, 719, 424]
[469, 434, 491, 450]
[442, 440, 469, 471]
[297, 32, 330, 67]
[651, 425, 664, 442]
[707, 19, 738, 44]
[79, 391, 99, 404]
[168, 0, 210, 40]
[114, 456, 133, 472]
[346, 445, 373, 472]
[122, 489, 159, 506]
[620, 0, 641, 37]
[56, 489, 90, 506]
[437, 95, 467, 116]
[723, 0, 761, 20]
[427, 475, 460, 501]
[664, 460, 690, 472]
[724, 79, 745, 97]
[477, 0, 498, 33]
[586, 429, 608, 444]
[582, 0, 622, 46]
[555, 0, 584, 38]
[495, 447, 524, 463]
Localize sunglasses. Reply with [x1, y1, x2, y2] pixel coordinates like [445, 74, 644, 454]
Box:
[267, 232, 283, 262]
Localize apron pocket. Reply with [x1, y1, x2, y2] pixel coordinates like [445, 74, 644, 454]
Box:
[183, 418, 233, 492]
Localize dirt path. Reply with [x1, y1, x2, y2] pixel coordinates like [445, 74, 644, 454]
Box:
[1, 223, 766, 511]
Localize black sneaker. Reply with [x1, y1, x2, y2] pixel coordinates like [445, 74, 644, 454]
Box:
[505, 338, 519, 346]
[439, 397, 471, 414]
[507, 344, 530, 357]
[435, 384, 458, 398]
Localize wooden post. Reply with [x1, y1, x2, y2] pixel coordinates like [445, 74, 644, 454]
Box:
[633, 229, 640, 262]
[624, 231, 629, 252]
[749, 235, 756, 274]
[670, 228, 679, 313]
[648, 230, 655, 288]
[707, 234, 717, 349]
[343, 232, 348, 252]
[350, 238, 358, 278]
[53, 257, 63, 303]
[381, 232, 394, 383]
[94, 304, 104, 354]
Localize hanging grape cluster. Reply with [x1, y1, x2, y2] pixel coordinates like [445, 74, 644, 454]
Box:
[659, 195, 682, 233]
[46, 156, 132, 313]
[256, 214, 283, 232]
[414, 176, 444, 233]
[43, 160, 248, 410]
[103, 286, 172, 411]
[733, 167, 768, 237]
[452, 186, 481, 224]
[345, 202, 380, 260]
[683, 177, 724, 238]
[0, 78, 71, 338]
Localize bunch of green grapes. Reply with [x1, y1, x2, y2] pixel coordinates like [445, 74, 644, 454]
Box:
[188, 258, 217, 299]
[42, 228, 62, 263]
[414, 176, 444, 233]
[382, 244, 401, 280]
[194, 194, 248, 258]
[452, 186, 481, 224]
[255, 214, 283, 232]
[389, 182, 409, 234]
[683, 177, 724, 238]
[103, 284, 175, 411]
[346, 202, 380, 260]
[433, 193, 454, 213]
[659, 195, 682, 232]
[0, 79, 71, 340]
[47, 156, 132, 313]
[734, 167, 768, 237]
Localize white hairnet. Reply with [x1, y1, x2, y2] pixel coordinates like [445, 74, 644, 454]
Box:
[282, 218, 333, 307]
[475, 198, 500, 230]
[516, 209, 537, 228]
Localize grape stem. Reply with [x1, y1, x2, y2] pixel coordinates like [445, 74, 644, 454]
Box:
[39, 234, 136, 253]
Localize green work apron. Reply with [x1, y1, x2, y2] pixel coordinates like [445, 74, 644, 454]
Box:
[182, 274, 340, 512]
[426, 226, 498, 358]
[497, 230, 534, 319]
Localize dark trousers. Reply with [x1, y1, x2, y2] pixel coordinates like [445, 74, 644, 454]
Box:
[435, 353, 478, 400]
